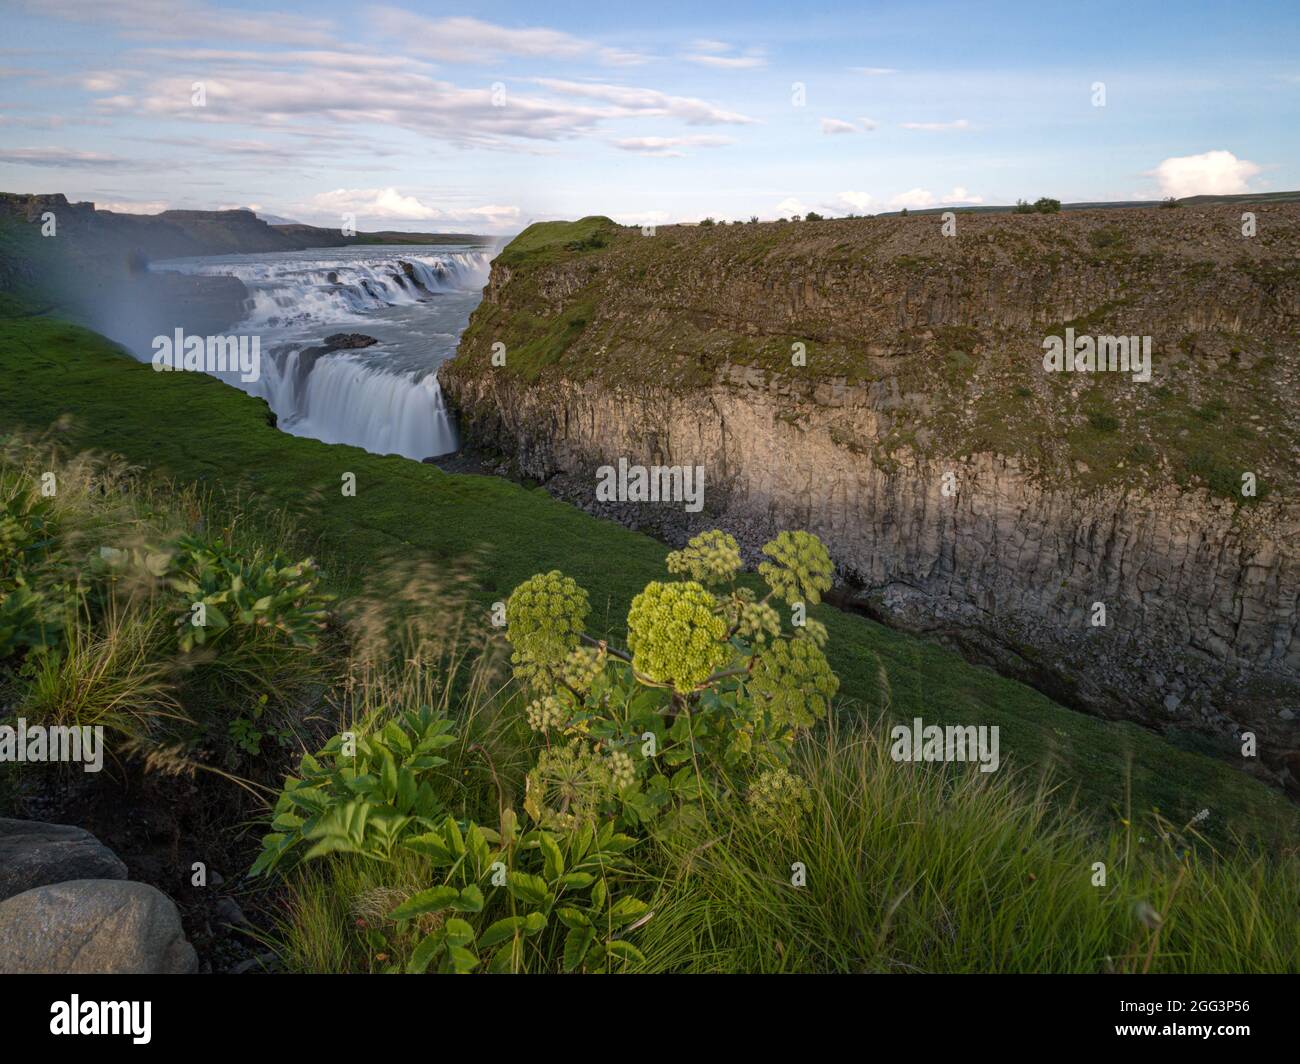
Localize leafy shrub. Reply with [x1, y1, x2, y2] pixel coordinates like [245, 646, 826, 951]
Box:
[0, 485, 71, 662]
[252, 706, 458, 874]
[254, 705, 651, 973]
[165, 533, 332, 652]
[1033, 197, 1062, 214]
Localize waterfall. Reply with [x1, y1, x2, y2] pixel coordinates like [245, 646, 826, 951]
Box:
[152, 247, 491, 460]
[256, 349, 458, 460]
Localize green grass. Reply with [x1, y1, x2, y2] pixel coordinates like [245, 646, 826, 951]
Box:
[0, 306, 1296, 850]
[636, 716, 1300, 973]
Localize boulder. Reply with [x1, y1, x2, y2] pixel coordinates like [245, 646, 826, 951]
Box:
[0, 818, 127, 902]
[0, 880, 198, 974]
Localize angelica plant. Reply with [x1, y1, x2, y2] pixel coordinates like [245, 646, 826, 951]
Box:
[503, 528, 840, 827]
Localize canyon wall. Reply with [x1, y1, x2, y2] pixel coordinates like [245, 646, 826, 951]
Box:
[442, 207, 1300, 780]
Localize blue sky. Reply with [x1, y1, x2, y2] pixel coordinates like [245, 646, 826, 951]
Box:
[1, 0, 1297, 232]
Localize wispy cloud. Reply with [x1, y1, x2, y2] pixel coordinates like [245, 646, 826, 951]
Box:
[820, 117, 858, 135]
[682, 40, 766, 69]
[532, 79, 758, 125]
[899, 118, 972, 132]
[24, 0, 336, 47]
[612, 134, 736, 156]
[0, 146, 132, 167]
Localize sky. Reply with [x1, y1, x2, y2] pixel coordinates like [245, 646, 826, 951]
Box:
[0, 0, 1297, 234]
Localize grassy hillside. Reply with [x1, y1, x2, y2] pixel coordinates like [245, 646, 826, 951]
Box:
[1, 301, 1295, 849]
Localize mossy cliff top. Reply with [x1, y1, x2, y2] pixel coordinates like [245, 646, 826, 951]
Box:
[447, 206, 1300, 501]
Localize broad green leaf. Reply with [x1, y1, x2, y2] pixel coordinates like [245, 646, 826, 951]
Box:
[558, 872, 595, 890]
[539, 832, 564, 881]
[477, 916, 526, 950]
[608, 896, 650, 926]
[453, 885, 484, 913]
[507, 871, 549, 907]
[407, 931, 445, 974]
[604, 940, 646, 965]
[443, 918, 475, 948]
[555, 907, 591, 930]
[563, 926, 595, 972]
[389, 885, 458, 921]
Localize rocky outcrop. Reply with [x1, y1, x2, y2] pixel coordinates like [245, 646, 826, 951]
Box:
[0, 819, 198, 974]
[0, 818, 128, 901]
[441, 208, 1300, 780]
[0, 879, 198, 975]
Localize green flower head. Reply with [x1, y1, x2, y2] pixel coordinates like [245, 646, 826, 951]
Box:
[523, 741, 609, 830]
[758, 531, 834, 606]
[748, 766, 813, 833]
[748, 636, 838, 730]
[506, 570, 590, 687]
[626, 580, 729, 693]
[667, 530, 742, 585]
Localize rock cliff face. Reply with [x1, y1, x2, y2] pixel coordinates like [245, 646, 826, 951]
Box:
[441, 208, 1300, 779]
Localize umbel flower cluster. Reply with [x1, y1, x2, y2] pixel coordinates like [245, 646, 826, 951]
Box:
[504, 528, 839, 830]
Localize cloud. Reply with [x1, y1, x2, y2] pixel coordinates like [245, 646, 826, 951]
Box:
[682, 40, 766, 69]
[25, 0, 336, 47]
[135, 47, 434, 73]
[1148, 150, 1261, 198]
[776, 197, 808, 215]
[820, 117, 859, 135]
[611, 208, 671, 227]
[367, 9, 651, 67]
[98, 199, 170, 213]
[299, 187, 520, 229]
[888, 186, 984, 208]
[612, 135, 736, 156]
[851, 66, 898, 75]
[532, 79, 757, 125]
[900, 119, 972, 132]
[890, 188, 936, 208]
[685, 53, 766, 69]
[859, 117, 879, 131]
[832, 190, 875, 212]
[369, 10, 589, 63]
[81, 72, 127, 92]
[599, 48, 653, 67]
[0, 147, 130, 168]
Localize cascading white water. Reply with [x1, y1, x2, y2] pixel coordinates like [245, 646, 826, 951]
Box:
[152, 245, 492, 460]
[258, 347, 459, 459]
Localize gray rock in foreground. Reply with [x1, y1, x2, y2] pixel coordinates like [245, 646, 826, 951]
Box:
[0, 818, 128, 902]
[0, 879, 198, 974]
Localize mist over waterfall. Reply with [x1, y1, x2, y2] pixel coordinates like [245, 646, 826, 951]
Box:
[152, 245, 492, 460]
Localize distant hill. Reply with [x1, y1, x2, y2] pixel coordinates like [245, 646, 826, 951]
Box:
[0, 194, 492, 263]
[270, 221, 493, 247]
